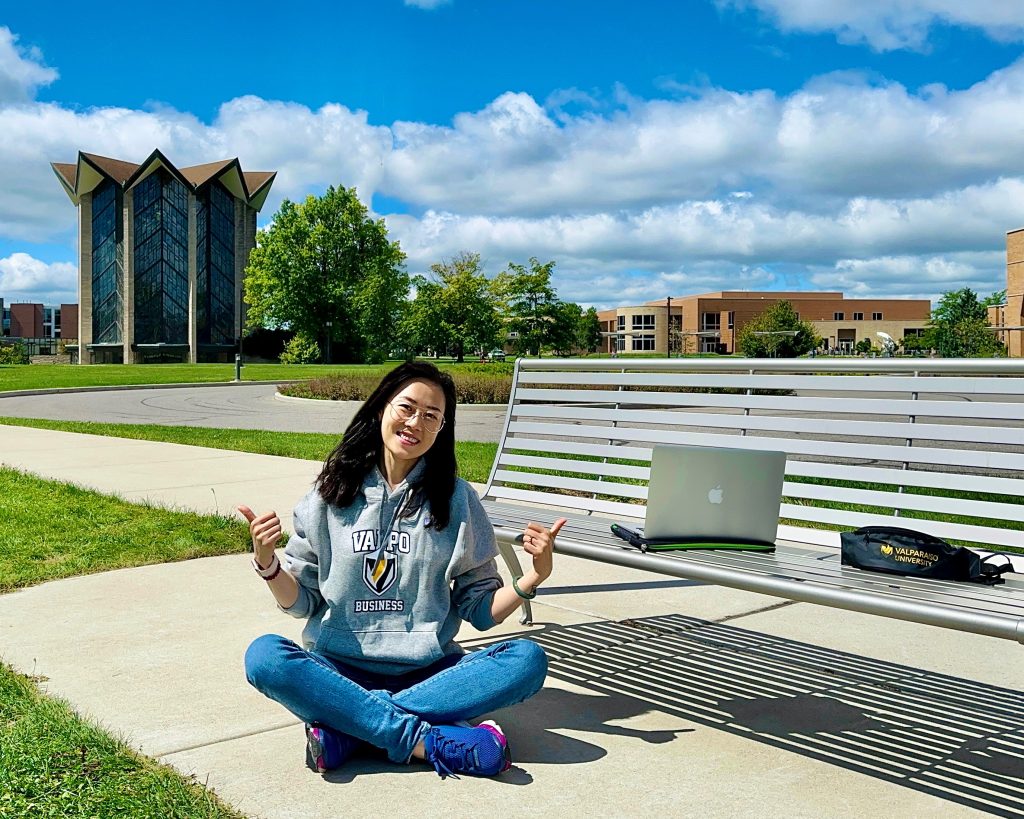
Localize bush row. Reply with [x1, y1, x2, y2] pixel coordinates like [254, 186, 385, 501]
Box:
[280, 369, 513, 405]
[0, 341, 28, 365]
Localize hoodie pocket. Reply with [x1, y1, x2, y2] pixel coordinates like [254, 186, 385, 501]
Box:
[315, 625, 444, 667]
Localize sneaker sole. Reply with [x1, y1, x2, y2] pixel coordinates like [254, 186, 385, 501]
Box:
[477, 720, 512, 773]
[305, 725, 327, 773]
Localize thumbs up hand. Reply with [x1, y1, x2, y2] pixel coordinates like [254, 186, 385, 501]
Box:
[520, 518, 566, 583]
[237, 505, 282, 567]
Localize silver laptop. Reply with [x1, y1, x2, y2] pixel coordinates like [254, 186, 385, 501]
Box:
[642, 444, 786, 546]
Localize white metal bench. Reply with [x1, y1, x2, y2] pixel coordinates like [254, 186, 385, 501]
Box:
[481, 358, 1024, 643]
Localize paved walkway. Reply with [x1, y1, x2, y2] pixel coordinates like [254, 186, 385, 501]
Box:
[0, 383, 507, 442]
[1, 424, 1021, 819]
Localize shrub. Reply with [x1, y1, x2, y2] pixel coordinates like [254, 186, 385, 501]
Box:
[0, 341, 27, 365]
[279, 332, 322, 364]
[280, 369, 511, 404]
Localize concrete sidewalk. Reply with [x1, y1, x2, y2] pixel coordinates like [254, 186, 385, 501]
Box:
[1, 424, 1022, 819]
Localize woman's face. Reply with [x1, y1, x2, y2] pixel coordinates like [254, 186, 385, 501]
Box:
[379, 378, 447, 468]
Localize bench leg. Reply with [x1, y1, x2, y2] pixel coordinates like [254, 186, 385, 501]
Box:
[496, 539, 533, 625]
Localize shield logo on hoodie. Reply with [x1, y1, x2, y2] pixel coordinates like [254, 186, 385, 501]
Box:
[363, 552, 397, 596]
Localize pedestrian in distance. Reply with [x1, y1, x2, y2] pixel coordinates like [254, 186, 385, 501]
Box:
[239, 361, 565, 779]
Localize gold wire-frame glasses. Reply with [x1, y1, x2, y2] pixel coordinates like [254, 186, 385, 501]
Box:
[387, 400, 446, 434]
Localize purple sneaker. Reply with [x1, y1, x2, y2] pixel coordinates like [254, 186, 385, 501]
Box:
[423, 720, 511, 779]
[305, 723, 359, 773]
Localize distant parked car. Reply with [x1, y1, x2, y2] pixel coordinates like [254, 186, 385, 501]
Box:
[488, 349, 507, 362]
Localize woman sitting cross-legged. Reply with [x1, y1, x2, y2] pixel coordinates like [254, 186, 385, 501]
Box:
[239, 361, 564, 779]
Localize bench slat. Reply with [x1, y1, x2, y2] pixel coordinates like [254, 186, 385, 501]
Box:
[511, 404, 1024, 447]
[781, 481, 1024, 524]
[492, 468, 647, 500]
[784, 461, 1024, 498]
[498, 453, 649, 480]
[776, 503, 1024, 549]
[506, 421, 1022, 471]
[516, 371, 1024, 395]
[513, 388, 1024, 421]
[488, 485, 641, 518]
[501, 436, 654, 461]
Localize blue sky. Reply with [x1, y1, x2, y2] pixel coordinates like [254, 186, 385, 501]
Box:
[2, 0, 1024, 308]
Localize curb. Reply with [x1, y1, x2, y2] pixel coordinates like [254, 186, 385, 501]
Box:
[0, 380, 305, 399]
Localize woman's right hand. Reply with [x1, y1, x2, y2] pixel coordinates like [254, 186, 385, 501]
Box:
[237, 505, 282, 567]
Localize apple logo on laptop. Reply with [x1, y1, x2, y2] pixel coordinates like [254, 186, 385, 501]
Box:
[708, 484, 724, 505]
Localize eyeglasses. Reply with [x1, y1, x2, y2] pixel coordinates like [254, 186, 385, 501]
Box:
[387, 400, 446, 434]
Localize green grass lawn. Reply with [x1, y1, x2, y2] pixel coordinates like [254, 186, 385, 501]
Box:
[0, 360, 517, 394]
[0, 417, 498, 484]
[0, 362, 395, 393]
[0, 466, 251, 592]
[0, 468, 252, 816]
[0, 662, 244, 819]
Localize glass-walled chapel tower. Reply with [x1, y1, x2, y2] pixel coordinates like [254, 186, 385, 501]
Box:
[52, 151, 275, 363]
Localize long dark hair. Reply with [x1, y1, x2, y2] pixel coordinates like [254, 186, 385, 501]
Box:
[317, 361, 458, 529]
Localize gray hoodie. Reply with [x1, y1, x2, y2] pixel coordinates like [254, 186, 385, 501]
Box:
[280, 461, 504, 675]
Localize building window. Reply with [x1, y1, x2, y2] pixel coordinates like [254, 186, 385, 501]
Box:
[616, 335, 625, 352]
[91, 178, 123, 344]
[617, 315, 625, 330]
[133, 170, 189, 345]
[873, 312, 883, 320]
[700, 312, 720, 331]
[632, 334, 655, 351]
[853, 312, 864, 321]
[834, 312, 844, 321]
[632, 314, 655, 330]
[727, 311, 734, 329]
[196, 181, 237, 346]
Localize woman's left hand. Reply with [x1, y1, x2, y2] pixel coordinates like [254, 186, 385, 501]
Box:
[521, 518, 567, 582]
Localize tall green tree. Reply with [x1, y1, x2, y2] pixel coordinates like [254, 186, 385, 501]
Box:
[928, 287, 1005, 358]
[410, 252, 500, 362]
[736, 300, 819, 357]
[405, 278, 447, 358]
[548, 301, 583, 356]
[244, 186, 408, 363]
[493, 257, 559, 356]
[577, 306, 603, 354]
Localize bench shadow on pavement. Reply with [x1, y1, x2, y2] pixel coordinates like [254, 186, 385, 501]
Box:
[452, 614, 1024, 815]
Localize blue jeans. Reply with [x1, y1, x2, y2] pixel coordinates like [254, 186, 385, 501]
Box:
[244, 634, 548, 763]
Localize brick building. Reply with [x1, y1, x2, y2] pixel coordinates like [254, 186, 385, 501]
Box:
[1000, 229, 1024, 357]
[10, 303, 43, 338]
[598, 291, 931, 355]
[1, 302, 79, 340]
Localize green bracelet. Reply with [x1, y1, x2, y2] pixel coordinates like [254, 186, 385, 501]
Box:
[512, 577, 537, 600]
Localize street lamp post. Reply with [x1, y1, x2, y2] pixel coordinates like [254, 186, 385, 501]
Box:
[325, 320, 333, 364]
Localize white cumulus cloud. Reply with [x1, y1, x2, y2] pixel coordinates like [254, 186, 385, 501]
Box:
[0, 27, 56, 103]
[0, 253, 77, 304]
[721, 0, 1024, 51]
[1, 23, 1021, 308]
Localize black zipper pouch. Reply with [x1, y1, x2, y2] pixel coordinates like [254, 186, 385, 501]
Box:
[840, 525, 1013, 586]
